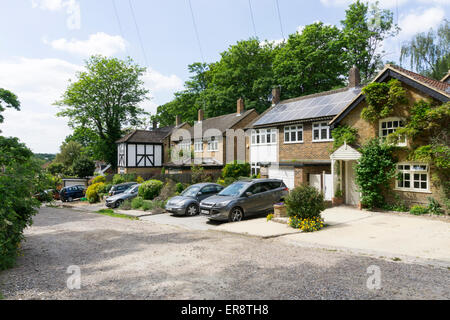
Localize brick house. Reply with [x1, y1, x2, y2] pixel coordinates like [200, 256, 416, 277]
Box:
[116, 119, 190, 176]
[248, 67, 362, 199]
[329, 64, 450, 207]
[166, 99, 259, 174]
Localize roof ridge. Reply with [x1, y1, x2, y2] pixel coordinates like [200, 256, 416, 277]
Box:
[279, 86, 357, 104]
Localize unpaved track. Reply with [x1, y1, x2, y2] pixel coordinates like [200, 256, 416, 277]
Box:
[0, 207, 448, 299]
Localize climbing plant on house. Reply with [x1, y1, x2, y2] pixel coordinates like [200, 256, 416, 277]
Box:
[361, 79, 408, 123]
[331, 125, 358, 151]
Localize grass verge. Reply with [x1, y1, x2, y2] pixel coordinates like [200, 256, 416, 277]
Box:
[96, 209, 138, 220]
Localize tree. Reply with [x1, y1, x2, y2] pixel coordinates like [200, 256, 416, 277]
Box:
[273, 22, 347, 99]
[400, 20, 450, 80]
[56, 55, 149, 169]
[341, 0, 399, 82]
[0, 88, 20, 126]
[54, 140, 83, 168]
[72, 155, 95, 178]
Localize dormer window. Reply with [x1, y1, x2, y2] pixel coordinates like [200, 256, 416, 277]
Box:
[207, 137, 218, 151]
[379, 117, 406, 146]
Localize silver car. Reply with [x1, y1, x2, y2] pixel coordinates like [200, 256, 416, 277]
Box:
[105, 184, 140, 208]
[165, 183, 224, 216]
[199, 179, 288, 222]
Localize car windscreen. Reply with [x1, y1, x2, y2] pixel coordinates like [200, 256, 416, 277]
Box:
[217, 182, 249, 197]
[125, 186, 139, 193]
[181, 185, 201, 197]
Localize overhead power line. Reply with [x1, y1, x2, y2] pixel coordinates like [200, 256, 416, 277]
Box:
[187, 0, 205, 63]
[111, 0, 130, 57]
[248, 0, 257, 38]
[275, 0, 285, 40]
[128, 0, 149, 67]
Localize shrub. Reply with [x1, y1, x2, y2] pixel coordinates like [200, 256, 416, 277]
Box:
[112, 173, 137, 185]
[222, 162, 250, 179]
[119, 199, 132, 210]
[216, 177, 237, 186]
[72, 155, 95, 178]
[191, 165, 207, 183]
[141, 200, 153, 211]
[410, 205, 429, 215]
[99, 183, 113, 194]
[92, 175, 106, 184]
[266, 213, 274, 221]
[139, 179, 164, 200]
[176, 182, 185, 194]
[289, 216, 324, 232]
[131, 196, 144, 209]
[86, 182, 105, 203]
[156, 179, 177, 201]
[427, 197, 444, 215]
[285, 185, 325, 220]
[136, 176, 144, 184]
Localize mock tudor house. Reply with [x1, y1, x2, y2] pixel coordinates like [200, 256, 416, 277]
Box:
[329, 64, 450, 207]
[166, 99, 259, 174]
[116, 119, 190, 176]
[248, 67, 362, 200]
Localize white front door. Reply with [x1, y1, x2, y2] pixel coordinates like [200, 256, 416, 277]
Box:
[345, 160, 360, 205]
[309, 174, 321, 192]
[323, 174, 333, 200]
[268, 166, 295, 189]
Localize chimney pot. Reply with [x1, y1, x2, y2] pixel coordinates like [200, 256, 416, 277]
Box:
[237, 98, 245, 115]
[348, 66, 361, 88]
[272, 87, 281, 105]
[198, 109, 204, 122]
[175, 115, 181, 126]
[152, 120, 157, 130]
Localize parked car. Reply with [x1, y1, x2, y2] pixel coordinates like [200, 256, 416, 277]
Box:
[199, 179, 288, 222]
[60, 185, 86, 202]
[108, 182, 138, 196]
[33, 189, 60, 202]
[165, 183, 224, 216]
[105, 184, 141, 208]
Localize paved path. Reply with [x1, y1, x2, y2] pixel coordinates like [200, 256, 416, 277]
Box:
[0, 207, 449, 300]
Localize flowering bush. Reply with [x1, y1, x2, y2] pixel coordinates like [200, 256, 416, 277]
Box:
[86, 182, 105, 203]
[91, 175, 106, 184]
[289, 216, 324, 232]
[266, 213, 274, 221]
[138, 179, 163, 200]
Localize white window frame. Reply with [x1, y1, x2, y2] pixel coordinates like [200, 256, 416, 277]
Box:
[284, 125, 303, 144]
[312, 122, 333, 142]
[194, 140, 203, 153]
[379, 117, 407, 146]
[207, 137, 218, 152]
[251, 129, 277, 146]
[251, 162, 260, 176]
[180, 140, 191, 152]
[395, 163, 430, 193]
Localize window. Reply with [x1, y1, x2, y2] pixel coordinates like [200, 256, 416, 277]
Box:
[396, 163, 429, 192]
[379, 118, 406, 146]
[251, 129, 277, 145]
[180, 140, 191, 152]
[251, 162, 260, 176]
[194, 140, 203, 152]
[207, 137, 218, 151]
[284, 125, 303, 143]
[312, 122, 332, 141]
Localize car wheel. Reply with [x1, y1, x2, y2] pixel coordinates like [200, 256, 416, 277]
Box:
[115, 200, 123, 208]
[68, 197, 73, 202]
[229, 207, 243, 222]
[186, 204, 198, 216]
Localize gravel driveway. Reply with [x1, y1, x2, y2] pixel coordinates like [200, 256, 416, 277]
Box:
[0, 207, 449, 299]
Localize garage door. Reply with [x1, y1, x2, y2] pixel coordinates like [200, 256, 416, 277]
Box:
[268, 166, 295, 189]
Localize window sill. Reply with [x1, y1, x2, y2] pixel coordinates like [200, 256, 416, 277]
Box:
[312, 140, 333, 143]
[283, 141, 303, 144]
[394, 188, 432, 194]
[251, 143, 277, 146]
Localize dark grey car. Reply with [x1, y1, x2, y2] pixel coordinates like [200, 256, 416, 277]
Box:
[108, 182, 138, 197]
[199, 179, 288, 222]
[105, 184, 140, 208]
[165, 183, 224, 216]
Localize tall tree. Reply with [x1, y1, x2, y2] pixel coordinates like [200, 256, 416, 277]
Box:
[54, 140, 84, 168]
[0, 88, 20, 126]
[56, 55, 149, 168]
[273, 22, 347, 99]
[341, 0, 399, 82]
[400, 20, 450, 80]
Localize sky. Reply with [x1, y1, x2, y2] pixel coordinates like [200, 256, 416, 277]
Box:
[0, 0, 448, 154]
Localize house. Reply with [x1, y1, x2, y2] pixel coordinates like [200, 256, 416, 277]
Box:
[166, 99, 259, 174]
[329, 64, 450, 207]
[116, 119, 190, 176]
[248, 67, 362, 200]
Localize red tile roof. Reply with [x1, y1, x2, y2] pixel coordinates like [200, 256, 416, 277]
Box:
[389, 64, 450, 94]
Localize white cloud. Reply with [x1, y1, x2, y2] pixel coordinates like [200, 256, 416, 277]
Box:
[320, 0, 409, 9]
[31, 0, 80, 30]
[0, 57, 184, 152]
[47, 32, 127, 57]
[398, 7, 445, 38]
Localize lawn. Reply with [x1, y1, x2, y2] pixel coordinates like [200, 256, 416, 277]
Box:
[95, 209, 138, 220]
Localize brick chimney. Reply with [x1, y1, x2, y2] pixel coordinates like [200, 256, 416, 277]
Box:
[198, 109, 204, 122]
[272, 87, 281, 105]
[237, 98, 245, 115]
[348, 65, 361, 87]
[152, 120, 157, 130]
[175, 115, 181, 126]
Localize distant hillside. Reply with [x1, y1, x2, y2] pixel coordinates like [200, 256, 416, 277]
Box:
[34, 153, 56, 162]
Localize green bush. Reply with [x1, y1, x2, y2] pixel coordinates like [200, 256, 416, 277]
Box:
[138, 179, 164, 200]
[71, 155, 95, 178]
[427, 197, 444, 215]
[92, 175, 106, 184]
[141, 200, 153, 211]
[86, 182, 105, 203]
[112, 173, 137, 185]
[131, 196, 144, 209]
[119, 199, 132, 210]
[222, 162, 250, 179]
[410, 205, 429, 215]
[285, 185, 325, 220]
[176, 182, 185, 194]
[99, 183, 113, 194]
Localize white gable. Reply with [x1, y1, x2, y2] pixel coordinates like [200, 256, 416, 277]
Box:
[330, 142, 361, 160]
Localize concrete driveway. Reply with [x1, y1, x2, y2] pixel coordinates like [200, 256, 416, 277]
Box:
[277, 206, 450, 266]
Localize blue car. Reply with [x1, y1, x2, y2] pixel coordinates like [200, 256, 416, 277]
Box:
[60, 185, 86, 202]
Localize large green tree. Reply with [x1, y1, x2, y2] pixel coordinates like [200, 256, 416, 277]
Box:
[273, 22, 347, 99]
[56, 55, 149, 169]
[400, 20, 450, 80]
[54, 140, 84, 168]
[0, 88, 20, 126]
[341, 0, 399, 82]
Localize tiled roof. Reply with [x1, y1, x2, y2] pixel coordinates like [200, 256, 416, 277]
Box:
[116, 126, 175, 144]
[389, 64, 450, 94]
